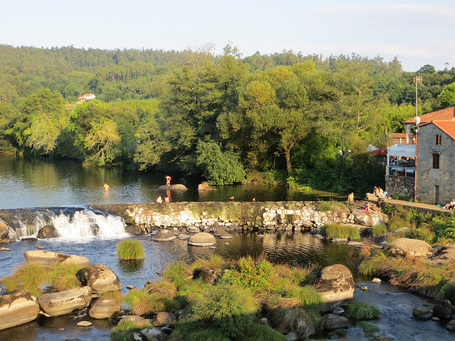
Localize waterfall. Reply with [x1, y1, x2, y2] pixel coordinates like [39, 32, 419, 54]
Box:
[4, 207, 128, 241]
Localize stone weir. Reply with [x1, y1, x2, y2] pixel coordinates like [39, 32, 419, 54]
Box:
[88, 201, 389, 233]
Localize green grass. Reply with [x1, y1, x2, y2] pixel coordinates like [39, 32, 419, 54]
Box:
[347, 301, 381, 320]
[317, 201, 333, 212]
[321, 223, 360, 240]
[116, 238, 145, 260]
[357, 321, 380, 337]
[48, 263, 81, 291]
[372, 224, 388, 236]
[125, 288, 179, 316]
[3, 263, 49, 296]
[110, 320, 152, 341]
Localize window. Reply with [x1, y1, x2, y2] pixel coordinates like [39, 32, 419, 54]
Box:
[436, 135, 441, 145]
[433, 153, 440, 169]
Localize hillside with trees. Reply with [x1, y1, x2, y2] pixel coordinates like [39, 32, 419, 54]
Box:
[1, 44, 455, 194]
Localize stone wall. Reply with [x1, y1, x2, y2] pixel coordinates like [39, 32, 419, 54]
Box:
[385, 175, 415, 200]
[91, 201, 388, 232]
[416, 124, 455, 205]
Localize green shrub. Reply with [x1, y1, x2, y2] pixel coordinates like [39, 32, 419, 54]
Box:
[116, 238, 145, 260]
[188, 284, 259, 339]
[358, 251, 388, 276]
[220, 256, 276, 293]
[321, 223, 360, 240]
[347, 301, 381, 320]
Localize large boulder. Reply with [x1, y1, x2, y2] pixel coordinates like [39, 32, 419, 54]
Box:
[154, 312, 177, 326]
[316, 264, 354, 309]
[433, 300, 453, 319]
[38, 286, 92, 317]
[37, 225, 59, 239]
[24, 250, 90, 268]
[430, 242, 455, 265]
[152, 229, 177, 242]
[88, 297, 121, 319]
[188, 232, 216, 246]
[158, 184, 188, 190]
[384, 238, 433, 258]
[79, 264, 121, 294]
[0, 290, 40, 331]
[321, 314, 349, 330]
[0, 220, 8, 243]
[353, 210, 389, 226]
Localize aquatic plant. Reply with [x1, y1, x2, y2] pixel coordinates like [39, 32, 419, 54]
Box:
[347, 301, 381, 320]
[116, 238, 145, 260]
[48, 263, 81, 291]
[3, 263, 48, 296]
[100, 289, 124, 304]
[357, 321, 380, 337]
[321, 223, 360, 240]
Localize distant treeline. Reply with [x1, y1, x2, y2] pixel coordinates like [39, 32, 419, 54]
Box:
[1, 44, 455, 194]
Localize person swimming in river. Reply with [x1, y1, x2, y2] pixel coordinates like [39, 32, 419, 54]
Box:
[103, 183, 110, 191]
[156, 195, 163, 203]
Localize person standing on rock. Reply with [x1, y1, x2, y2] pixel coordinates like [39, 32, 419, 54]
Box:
[165, 176, 172, 186]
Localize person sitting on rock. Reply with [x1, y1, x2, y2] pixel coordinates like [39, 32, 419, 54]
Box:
[443, 199, 455, 210]
[347, 192, 354, 202]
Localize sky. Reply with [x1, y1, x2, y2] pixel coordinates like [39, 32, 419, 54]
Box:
[1, 0, 455, 72]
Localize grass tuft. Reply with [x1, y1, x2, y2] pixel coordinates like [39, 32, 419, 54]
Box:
[321, 223, 360, 240]
[347, 301, 381, 320]
[116, 238, 145, 260]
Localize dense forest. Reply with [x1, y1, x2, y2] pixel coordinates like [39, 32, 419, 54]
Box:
[1, 44, 455, 194]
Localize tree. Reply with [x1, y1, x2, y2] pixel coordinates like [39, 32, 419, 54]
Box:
[84, 118, 122, 165]
[196, 141, 245, 185]
[438, 82, 455, 108]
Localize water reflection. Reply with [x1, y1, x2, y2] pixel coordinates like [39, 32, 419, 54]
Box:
[0, 155, 344, 209]
[118, 259, 145, 273]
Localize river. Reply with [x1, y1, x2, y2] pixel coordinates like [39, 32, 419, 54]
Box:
[0, 155, 453, 340]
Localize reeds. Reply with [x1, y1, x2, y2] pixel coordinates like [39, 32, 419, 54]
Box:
[321, 223, 360, 240]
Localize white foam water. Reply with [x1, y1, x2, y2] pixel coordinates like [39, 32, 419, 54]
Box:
[15, 208, 129, 241]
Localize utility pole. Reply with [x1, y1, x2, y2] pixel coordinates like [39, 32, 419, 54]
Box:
[413, 75, 422, 202]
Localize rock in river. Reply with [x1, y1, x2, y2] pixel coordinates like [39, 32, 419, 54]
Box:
[188, 232, 216, 247]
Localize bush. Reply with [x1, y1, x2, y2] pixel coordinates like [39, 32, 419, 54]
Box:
[220, 256, 276, 293]
[116, 238, 145, 260]
[187, 284, 259, 339]
[243, 323, 288, 341]
[347, 301, 381, 320]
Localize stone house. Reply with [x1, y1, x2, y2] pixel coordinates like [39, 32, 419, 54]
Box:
[416, 120, 455, 204]
[386, 106, 455, 204]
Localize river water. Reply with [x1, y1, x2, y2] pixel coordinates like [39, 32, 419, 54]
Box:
[0, 155, 453, 340]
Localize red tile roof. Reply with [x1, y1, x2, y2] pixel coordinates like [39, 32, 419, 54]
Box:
[432, 121, 455, 140]
[405, 106, 455, 124]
